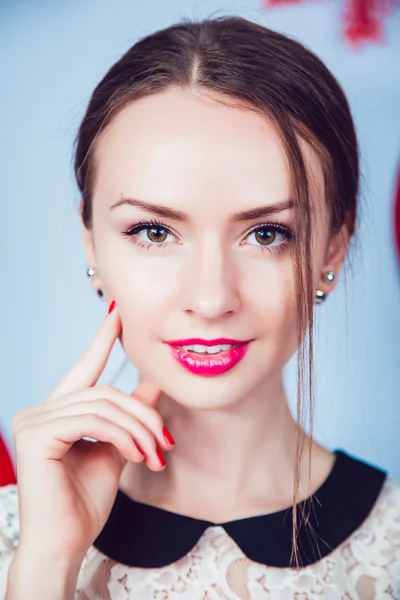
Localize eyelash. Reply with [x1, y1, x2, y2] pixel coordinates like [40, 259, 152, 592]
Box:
[121, 218, 295, 255]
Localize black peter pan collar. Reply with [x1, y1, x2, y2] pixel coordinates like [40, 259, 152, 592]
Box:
[94, 449, 386, 569]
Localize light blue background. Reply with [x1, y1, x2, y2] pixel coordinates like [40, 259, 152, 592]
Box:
[1, 0, 399, 478]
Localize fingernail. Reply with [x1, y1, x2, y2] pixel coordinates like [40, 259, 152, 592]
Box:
[136, 443, 145, 457]
[156, 448, 166, 467]
[163, 427, 175, 447]
[108, 300, 116, 314]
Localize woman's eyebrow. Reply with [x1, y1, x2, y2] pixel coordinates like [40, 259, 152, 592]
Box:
[232, 199, 294, 221]
[110, 197, 184, 220]
[110, 197, 294, 221]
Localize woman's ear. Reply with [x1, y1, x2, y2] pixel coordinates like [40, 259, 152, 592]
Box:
[318, 221, 351, 293]
[79, 201, 103, 296]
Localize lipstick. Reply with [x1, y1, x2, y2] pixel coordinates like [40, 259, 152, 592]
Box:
[165, 338, 252, 376]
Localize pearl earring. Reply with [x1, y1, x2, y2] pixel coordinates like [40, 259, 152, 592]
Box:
[324, 271, 335, 283]
[86, 266, 103, 298]
[315, 271, 335, 304]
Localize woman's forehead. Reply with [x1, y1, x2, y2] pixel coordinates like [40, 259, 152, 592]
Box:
[93, 87, 325, 217]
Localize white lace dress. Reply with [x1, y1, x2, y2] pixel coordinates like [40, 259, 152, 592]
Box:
[1, 449, 399, 599]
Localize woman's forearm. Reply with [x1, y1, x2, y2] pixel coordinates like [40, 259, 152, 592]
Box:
[5, 547, 83, 600]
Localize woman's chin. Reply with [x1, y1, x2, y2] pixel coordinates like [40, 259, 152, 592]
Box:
[154, 381, 249, 413]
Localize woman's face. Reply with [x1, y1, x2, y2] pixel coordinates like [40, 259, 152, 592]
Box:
[83, 86, 337, 410]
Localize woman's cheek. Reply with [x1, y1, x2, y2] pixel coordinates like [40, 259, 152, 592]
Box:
[117, 308, 155, 364]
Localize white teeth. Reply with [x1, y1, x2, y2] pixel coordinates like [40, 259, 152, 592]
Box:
[205, 345, 223, 355]
[182, 343, 233, 354]
[192, 344, 208, 353]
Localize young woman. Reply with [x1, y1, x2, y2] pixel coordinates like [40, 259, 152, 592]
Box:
[1, 15, 399, 600]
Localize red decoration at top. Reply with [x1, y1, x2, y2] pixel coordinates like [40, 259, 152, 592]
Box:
[343, 0, 396, 47]
[263, 0, 398, 47]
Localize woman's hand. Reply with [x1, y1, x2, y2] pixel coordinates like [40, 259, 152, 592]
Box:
[10, 301, 172, 562]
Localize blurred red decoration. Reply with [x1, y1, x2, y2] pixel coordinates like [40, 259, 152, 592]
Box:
[395, 165, 400, 267]
[263, 0, 398, 47]
[344, 0, 396, 46]
[0, 430, 16, 486]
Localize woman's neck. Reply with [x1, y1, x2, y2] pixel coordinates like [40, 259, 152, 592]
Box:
[119, 373, 334, 523]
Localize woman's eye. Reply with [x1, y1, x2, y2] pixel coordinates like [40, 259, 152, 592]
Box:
[244, 223, 294, 252]
[141, 225, 170, 244]
[122, 220, 174, 248]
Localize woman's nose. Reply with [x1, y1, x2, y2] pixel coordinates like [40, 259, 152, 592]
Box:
[179, 242, 241, 320]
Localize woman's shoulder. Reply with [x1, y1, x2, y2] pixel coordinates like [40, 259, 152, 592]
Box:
[336, 450, 400, 538]
[347, 474, 400, 590]
[338, 462, 399, 589]
[369, 475, 400, 527]
[377, 474, 400, 501]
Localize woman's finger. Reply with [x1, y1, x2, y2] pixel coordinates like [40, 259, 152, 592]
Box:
[18, 384, 171, 452]
[20, 398, 166, 470]
[132, 378, 163, 409]
[46, 302, 122, 402]
[15, 413, 152, 466]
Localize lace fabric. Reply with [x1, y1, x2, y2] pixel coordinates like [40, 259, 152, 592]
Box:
[1, 478, 400, 599]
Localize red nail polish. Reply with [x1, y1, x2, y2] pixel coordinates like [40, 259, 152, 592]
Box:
[163, 427, 175, 447]
[108, 300, 116, 314]
[156, 448, 166, 467]
[136, 443, 145, 456]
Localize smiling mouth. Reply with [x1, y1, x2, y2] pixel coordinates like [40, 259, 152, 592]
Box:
[176, 343, 239, 355]
[165, 340, 252, 377]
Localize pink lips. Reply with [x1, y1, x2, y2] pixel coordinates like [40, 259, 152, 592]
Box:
[165, 338, 252, 376]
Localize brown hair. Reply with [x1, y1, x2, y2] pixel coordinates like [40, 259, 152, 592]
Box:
[73, 15, 359, 567]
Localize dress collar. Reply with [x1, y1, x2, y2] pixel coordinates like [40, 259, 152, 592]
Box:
[94, 449, 386, 568]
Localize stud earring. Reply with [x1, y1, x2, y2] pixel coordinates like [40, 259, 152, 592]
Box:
[86, 266, 103, 298]
[315, 271, 335, 304]
[315, 290, 326, 304]
[324, 271, 335, 283]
